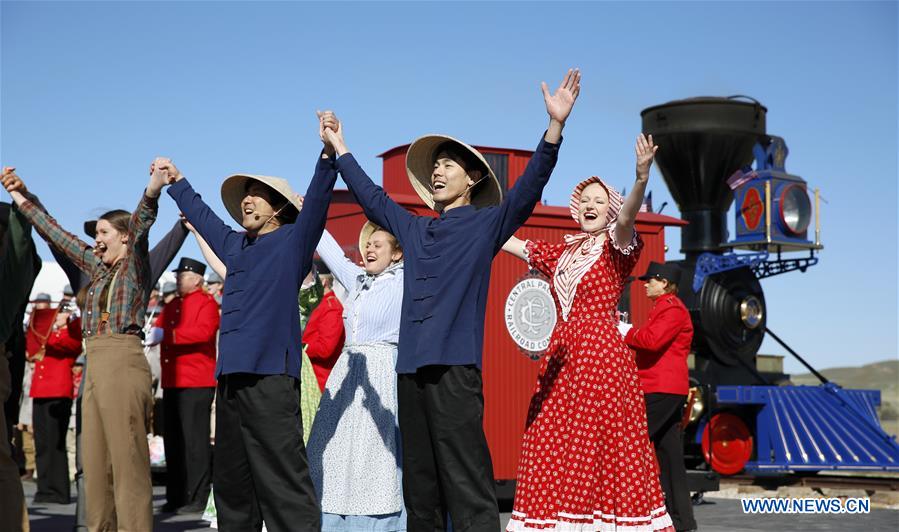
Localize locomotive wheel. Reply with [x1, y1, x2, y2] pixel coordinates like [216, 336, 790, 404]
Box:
[701, 412, 753, 475]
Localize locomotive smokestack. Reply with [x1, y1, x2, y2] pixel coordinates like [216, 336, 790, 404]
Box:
[641, 97, 766, 259]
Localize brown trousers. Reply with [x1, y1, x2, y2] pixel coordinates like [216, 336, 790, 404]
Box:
[82, 334, 153, 532]
[1, 346, 28, 532]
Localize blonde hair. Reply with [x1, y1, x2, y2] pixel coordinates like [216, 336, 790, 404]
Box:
[371, 227, 402, 255]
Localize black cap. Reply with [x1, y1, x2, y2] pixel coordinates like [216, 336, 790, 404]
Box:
[638, 261, 682, 285]
[84, 220, 97, 239]
[172, 257, 207, 276]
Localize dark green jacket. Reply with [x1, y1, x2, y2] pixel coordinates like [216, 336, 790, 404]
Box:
[0, 202, 41, 346]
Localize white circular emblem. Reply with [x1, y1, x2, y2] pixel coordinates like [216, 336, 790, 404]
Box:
[505, 277, 557, 360]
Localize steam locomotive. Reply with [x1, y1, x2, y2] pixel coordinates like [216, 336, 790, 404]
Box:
[640, 97, 899, 480]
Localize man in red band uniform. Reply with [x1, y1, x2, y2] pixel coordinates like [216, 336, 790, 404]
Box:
[157, 257, 220, 514]
[622, 262, 697, 532]
[30, 300, 81, 504]
[302, 263, 345, 392]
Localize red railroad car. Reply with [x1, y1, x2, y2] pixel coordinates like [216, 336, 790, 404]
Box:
[323, 142, 685, 485]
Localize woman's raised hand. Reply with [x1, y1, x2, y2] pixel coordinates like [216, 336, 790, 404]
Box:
[151, 157, 182, 184]
[179, 213, 196, 233]
[635, 134, 658, 182]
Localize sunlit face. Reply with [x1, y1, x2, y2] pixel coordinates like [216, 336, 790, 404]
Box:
[176, 271, 204, 297]
[431, 152, 478, 208]
[34, 301, 50, 310]
[363, 230, 403, 275]
[241, 181, 281, 233]
[94, 219, 128, 266]
[577, 182, 611, 234]
[644, 277, 669, 300]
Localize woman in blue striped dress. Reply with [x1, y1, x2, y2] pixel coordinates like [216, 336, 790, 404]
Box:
[307, 221, 406, 531]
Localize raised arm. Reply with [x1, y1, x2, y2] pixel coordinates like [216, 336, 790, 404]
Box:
[183, 216, 226, 279]
[542, 68, 580, 144]
[0, 199, 42, 342]
[2, 167, 99, 275]
[129, 163, 167, 248]
[26, 193, 90, 292]
[290, 149, 339, 280]
[316, 228, 363, 290]
[493, 69, 580, 250]
[501, 235, 529, 261]
[319, 112, 417, 246]
[148, 219, 189, 285]
[156, 158, 241, 261]
[614, 134, 657, 248]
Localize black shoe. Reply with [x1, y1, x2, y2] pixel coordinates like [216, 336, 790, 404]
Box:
[160, 502, 181, 513]
[33, 493, 70, 504]
[175, 500, 207, 514]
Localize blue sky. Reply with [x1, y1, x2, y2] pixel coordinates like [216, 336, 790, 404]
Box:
[2, 1, 896, 374]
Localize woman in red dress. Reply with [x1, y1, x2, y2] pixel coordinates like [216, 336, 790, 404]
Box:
[502, 134, 674, 531]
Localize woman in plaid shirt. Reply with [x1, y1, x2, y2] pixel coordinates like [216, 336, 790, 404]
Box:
[2, 164, 168, 531]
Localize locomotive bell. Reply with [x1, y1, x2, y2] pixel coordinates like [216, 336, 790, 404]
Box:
[683, 386, 704, 426]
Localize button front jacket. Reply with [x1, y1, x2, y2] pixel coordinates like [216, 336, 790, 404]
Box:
[157, 289, 220, 388]
[336, 136, 561, 373]
[30, 317, 82, 399]
[624, 293, 693, 396]
[168, 154, 338, 379]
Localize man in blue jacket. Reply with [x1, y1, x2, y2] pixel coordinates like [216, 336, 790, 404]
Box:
[154, 136, 337, 531]
[318, 68, 581, 531]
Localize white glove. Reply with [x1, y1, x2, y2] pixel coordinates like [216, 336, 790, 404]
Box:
[617, 321, 633, 338]
[144, 327, 164, 346]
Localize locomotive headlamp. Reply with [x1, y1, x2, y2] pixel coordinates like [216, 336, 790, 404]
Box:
[777, 183, 812, 235]
[729, 136, 822, 252]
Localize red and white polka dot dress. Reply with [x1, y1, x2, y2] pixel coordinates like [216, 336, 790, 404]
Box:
[507, 235, 674, 532]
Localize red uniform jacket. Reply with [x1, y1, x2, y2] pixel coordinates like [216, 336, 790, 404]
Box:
[31, 317, 82, 399]
[302, 291, 345, 392]
[157, 289, 220, 389]
[625, 293, 693, 396]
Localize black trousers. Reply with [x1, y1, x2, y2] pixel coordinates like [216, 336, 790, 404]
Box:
[645, 393, 696, 532]
[33, 397, 73, 503]
[398, 365, 499, 532]
[163, 387, 214, 507]
[213, 373, 319, 532]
